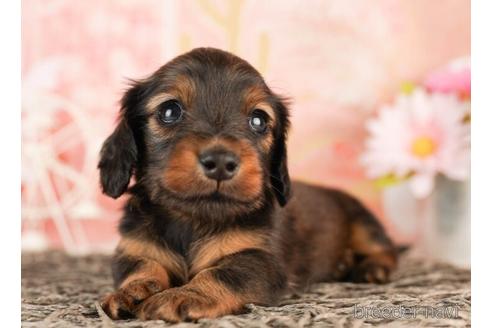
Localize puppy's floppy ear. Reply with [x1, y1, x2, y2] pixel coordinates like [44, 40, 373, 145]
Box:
[98, 83, 143, 198]
[270, 95, 291, 206]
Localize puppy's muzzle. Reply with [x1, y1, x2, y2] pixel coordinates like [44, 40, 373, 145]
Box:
[199, 148, 240, 181]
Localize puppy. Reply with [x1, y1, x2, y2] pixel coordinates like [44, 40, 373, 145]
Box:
[99, 47, 398, 322]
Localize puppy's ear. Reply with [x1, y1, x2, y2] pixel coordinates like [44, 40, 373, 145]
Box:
[270, 96, 291, 206]
[98, 83, 143, 198]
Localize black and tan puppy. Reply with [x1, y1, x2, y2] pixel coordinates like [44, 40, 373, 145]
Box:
[99, 47, 398, 322]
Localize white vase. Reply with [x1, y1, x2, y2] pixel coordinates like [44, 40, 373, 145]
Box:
[382, 175, 470, 268]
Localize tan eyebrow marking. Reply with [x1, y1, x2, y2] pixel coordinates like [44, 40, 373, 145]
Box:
[242, 85, 276, 124]
[145, 75, 196, 113]
[254, 102, 276, 123]
[146, 93, 175, 112]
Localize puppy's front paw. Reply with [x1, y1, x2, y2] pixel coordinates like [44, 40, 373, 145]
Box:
[351, 258, 391, 284]
[100, 279, 165, 320]
[136, 287, 237, 322]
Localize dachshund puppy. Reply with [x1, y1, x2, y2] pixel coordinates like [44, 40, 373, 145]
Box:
[99, 47, 398, 322]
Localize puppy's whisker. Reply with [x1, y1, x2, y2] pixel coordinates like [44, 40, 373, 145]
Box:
[269, 174, 284, 184]
[267, 180, 284, 196]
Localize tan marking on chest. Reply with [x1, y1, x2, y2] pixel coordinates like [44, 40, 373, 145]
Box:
[189, 230, 269, 276]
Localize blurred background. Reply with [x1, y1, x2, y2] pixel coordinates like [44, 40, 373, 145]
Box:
[21, 0, 470, 266]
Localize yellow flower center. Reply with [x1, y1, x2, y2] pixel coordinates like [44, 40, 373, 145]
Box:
[411, 137, 436, 158]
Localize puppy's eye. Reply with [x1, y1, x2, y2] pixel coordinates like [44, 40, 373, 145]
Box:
[158, 100, 183, 124]
[249, 109, 269, 133]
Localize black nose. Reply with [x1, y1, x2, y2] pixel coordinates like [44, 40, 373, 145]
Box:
[199, 149, 240, 181]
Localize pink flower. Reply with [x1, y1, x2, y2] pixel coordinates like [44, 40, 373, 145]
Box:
[424, 57, 470, 99]
[360, 88, 470, 198]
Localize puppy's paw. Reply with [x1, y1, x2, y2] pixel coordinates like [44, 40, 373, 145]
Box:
[350, 259, 391, 284]
[100, 279, 165, 320]
[136, 287, 234, 322]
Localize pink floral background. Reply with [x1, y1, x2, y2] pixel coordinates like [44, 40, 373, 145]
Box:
[21, 0, 470, 253]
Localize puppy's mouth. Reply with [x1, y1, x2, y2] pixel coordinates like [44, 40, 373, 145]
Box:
[164, 182, 256, 205]
[196, 190, 250, 204]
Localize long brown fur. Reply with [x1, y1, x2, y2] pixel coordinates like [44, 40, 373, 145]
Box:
[98, 47, 399, 322]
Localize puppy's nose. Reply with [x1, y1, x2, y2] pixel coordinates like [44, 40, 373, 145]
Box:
[199, 150, 240, 181]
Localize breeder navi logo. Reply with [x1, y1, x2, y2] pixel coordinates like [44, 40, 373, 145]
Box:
[353, 304, 460, 320]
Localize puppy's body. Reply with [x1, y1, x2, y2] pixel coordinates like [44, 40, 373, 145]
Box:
[99, 48, 397, 322]
[276, 182, 396, 287]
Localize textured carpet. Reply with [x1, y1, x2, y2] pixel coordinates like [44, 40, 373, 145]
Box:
[21, 252, 470, 327]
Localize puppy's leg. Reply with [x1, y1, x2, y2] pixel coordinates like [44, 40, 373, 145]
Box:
[136, 249, 286, 322]
[348, 210, 397, 283]
[101, 238, 185, 319]
[101, 256, 169, 319]
[331, 190, 398, 283]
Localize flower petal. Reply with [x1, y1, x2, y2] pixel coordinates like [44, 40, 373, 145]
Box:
[409, 173, 435, 199]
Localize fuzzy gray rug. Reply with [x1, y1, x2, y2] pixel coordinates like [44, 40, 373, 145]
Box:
[21, 251, 470, 327]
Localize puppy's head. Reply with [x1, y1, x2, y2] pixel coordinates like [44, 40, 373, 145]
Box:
[98, 48, 290, 217]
